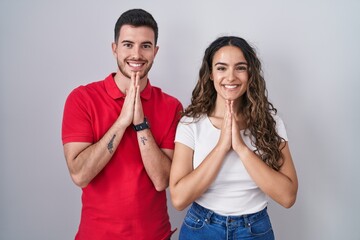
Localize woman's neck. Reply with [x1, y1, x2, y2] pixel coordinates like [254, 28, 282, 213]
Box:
[209, 98, 246, 130]
[211, 98, 242, 117]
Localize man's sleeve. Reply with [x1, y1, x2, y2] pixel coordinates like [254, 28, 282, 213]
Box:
[62, 87, 93, 144]
[160, 100, 183, 149]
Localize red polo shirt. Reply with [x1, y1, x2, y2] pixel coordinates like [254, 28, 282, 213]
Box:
[62, 73, 182, 240]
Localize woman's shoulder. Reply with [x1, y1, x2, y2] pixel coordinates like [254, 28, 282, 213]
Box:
[271, 113, 287, 127]
[271, 113, 283, 123]
[179, 114, 206, 125]
[271, 113, 288, 140]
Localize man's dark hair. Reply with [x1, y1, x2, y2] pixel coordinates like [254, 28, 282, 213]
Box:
[114, 9, 158, 44]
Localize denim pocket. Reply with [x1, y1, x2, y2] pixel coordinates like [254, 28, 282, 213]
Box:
[248, 214, 273, 237]
[182, 210, 205, 230]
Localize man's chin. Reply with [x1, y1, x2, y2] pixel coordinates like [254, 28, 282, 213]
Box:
[118, 66, 151, 80]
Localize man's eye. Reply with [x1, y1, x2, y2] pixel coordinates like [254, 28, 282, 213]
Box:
[124, 43, 132, 48]
[143, 44, 151, 49]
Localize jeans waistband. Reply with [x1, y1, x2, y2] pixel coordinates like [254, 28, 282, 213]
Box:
[191, 202, 268, 227]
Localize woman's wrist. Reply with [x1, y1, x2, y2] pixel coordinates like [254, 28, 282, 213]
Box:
[233, 144, 251, 158]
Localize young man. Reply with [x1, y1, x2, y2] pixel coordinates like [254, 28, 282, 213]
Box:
[62, 9, 182, 240]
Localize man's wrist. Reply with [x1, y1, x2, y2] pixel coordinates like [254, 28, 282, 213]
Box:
[133, 117, 150, 131]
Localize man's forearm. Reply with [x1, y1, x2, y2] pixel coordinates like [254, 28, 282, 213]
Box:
[136, 129, 172, 191]
[65, 121, 127, 187]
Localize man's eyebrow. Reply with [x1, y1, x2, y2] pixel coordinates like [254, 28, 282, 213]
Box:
[120, 40, 153, 45]
[141, 41, 153, 45]
[121, 40, 134, 44]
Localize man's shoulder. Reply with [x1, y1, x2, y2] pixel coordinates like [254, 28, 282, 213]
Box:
[68, 78, 106, 97]
[151, 85, 181, 105]
[71, 74, 112, 92]
[80, 79, 106, 90]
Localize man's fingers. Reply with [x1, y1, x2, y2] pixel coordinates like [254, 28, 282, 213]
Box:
[135, 85, 140, 104]
[135, 71, 140, 86]
[131, 71, 136, 83]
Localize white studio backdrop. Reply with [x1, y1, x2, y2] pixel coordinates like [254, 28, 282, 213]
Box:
[1, 0, 359, 239]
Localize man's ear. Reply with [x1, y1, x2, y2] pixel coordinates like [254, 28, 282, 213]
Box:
[111, 42, 117, 57]
[154, 46, 159, 57]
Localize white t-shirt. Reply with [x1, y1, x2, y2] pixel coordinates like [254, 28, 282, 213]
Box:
[175, 114, 288, 216]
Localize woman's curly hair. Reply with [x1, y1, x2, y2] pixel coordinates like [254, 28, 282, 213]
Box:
[184, 36, 285, 171]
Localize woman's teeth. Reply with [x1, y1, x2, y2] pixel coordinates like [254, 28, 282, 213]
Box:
[223, 85, 237, 89]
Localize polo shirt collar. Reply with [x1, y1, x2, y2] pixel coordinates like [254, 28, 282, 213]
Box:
[104, 73, 152, 100]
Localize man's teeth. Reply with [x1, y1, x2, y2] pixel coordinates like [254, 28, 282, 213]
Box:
[129, 63, 142, 67]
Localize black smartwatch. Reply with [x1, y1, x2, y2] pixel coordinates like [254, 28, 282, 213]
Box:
[133, 117, 151, 131]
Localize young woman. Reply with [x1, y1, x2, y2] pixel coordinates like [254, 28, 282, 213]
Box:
[169, 36, 298, 240]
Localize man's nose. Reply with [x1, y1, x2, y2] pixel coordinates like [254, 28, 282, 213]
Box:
[131, 46, 141, 58]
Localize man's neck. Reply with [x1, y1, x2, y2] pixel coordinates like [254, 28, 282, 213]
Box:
[113, 72, 148, 94]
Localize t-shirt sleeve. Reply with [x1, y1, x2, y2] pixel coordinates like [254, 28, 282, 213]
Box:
[274, 115, 288, 141]
[159, 101, 183, 150]
[174, 116, 195, 150]
[61, 87, 94, 144]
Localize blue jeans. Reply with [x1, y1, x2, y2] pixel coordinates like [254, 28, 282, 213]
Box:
[179, 202, 275, 240]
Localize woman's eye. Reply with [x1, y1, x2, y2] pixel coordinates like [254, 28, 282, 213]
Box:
[237, 66, 247, 72]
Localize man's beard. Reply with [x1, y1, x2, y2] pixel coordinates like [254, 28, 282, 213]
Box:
[117, 60, 153, 80]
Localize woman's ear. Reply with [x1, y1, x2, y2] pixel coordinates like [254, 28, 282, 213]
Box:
[209, 73, 213, 81]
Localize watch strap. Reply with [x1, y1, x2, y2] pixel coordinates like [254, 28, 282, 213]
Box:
[133, 117, 150, 131]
